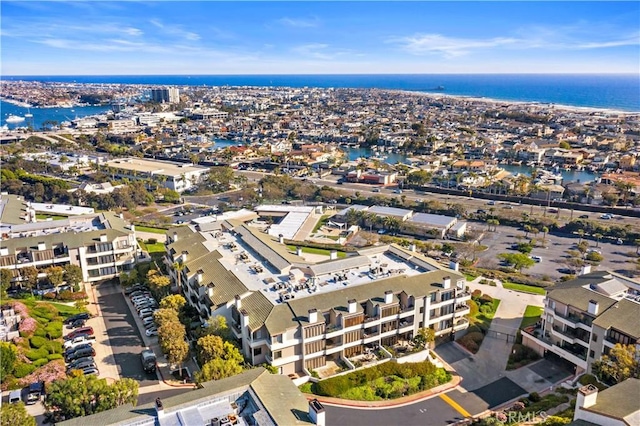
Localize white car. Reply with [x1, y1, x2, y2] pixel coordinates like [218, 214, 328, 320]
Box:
[138, 308, 155, 318]
[146, 328, 158, 337]
[63, 335, 95, 350]
[530, 255, 542, 263]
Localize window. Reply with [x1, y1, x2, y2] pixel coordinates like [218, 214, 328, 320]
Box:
[419, 322, 423, 328]
[272, 334, 283, 344]
[253, 347, 262, 357]
[273, 350, 282, 359]
[592, 334, 597, 342]
[419, 307, 424, 314]
[589, 350, 595, 359]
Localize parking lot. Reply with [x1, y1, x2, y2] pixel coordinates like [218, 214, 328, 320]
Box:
[96, 282, 160, 388]
[475, 225, 636, 279]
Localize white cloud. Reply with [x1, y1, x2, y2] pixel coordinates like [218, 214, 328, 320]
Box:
[149, 18, 200, 41]
[390, 34, 518, 57]
[124, 27, 143, 37]
[278, 17, 320, 28]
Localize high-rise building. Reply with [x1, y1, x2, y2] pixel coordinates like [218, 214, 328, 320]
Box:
[150, 87, 180, 103]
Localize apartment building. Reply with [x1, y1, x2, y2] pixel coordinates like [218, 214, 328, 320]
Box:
[522, 271, 640, 375]
[573, 379, 640, 426]
[104, 157, 210, 192]
[0, 195, 137, 284]
[151, 87, 180, 104]
[165, 220, 470, 376]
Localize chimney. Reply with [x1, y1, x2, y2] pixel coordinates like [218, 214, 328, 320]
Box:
[99, 234, 108, 242]
[409, 243, 416, 252]
[181, 250, 188, 263]
[130, 224, 135, 232]
[296, 246, 303, 256]
[173, 231, 178, 242]
[330, 250, 338, 260]
[279, 234, 284, 244]
[348, 299, 357, 314]
[449, 261, 459, 271]
[580, 264, 592, 276]
[119, 213, 124, 219]
[576, 384, 599, 413]
[234, 294, 242, 309]
[240, 308, 249, 328]
[37, 242, 46, 251]
[155, 397, 165, 418]
[308, 308, 318, 323]
[587, 300, 599, 316]
[384, 290, 393, 304]
[443, 276, 451, 289]
[0, 247, 8, 256]
[196, 269, 203, 284]
[308, 399, 325, 426]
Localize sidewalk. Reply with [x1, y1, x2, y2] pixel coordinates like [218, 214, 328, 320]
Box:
[85, 282, 120, 383]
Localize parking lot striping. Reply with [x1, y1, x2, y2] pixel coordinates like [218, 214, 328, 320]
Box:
[439, 393, 471, 418]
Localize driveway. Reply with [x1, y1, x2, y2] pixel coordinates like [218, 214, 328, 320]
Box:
[96, 282, 160, 388]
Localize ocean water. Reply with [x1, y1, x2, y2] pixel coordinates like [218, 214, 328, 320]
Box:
[2, 74, 639, 112]
[1, 101, 111, 129]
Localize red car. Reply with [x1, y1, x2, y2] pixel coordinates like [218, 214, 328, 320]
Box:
[64, 326, 94, 340]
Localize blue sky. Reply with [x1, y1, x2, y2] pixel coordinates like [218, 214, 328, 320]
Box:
[1, 1, 638, 75]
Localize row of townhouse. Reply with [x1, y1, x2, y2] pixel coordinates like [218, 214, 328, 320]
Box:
[0, 195, 137, 285]
[164, 221, 471, 376]
[522, 271, 640, 376]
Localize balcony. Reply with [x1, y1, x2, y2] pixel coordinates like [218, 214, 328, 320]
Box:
[231, 321, 242, 334]
[325, 323, 342, 334]
[552, 326, 589, 346]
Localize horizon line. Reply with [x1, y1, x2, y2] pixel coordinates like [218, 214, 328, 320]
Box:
[2, 72, 638, 77]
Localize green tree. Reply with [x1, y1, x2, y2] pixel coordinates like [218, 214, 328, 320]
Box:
[0, 342, 17, 381]
[63, 264, 83, 291]
[200, 315, 232, 340]
[153, 308, 181, 329]
[148, 273, 171, 296]
[196, 357, 244, 383]
[0, 269, 12, 298]
[21, 266, 39, 291]
[44, 375, 138, 420]
[594, 233, 603, 247]
[0, 402, 36, 426]
[412, 327, 436, 349]
[172, 262, 185, 294]
[498, 253, 536, 271]
[159, 294, 186, 312]
[45, 266, 65, 288]
[158, 321, 188, 370]
[586, 251, 604, 264]
[592, 343, 640, 384]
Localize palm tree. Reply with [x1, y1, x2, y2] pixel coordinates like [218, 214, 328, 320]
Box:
[173, 262, 185, 295]
[635, 238, 640, 255]
[577, 229, 585, 244]
[594, 233, 603, 247]
[541, 226, 549, 245]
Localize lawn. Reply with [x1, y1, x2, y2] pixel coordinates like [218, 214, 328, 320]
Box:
[312, 215, 332, 233]
[502, 282, 547, 295]
[138, 240, 166, 254]
[520, 305, 544, 329]
[457, 292, 501, 353]
[135, 225, 168, 234]
[286, 245, 347, 258]
[35, 214, 68, 221]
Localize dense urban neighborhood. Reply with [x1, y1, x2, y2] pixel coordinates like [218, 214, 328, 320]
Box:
[1, 81, 639, 426]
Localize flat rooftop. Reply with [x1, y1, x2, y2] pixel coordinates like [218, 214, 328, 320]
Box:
[214, 226, 428, 306]
[105, 158, 208, 177]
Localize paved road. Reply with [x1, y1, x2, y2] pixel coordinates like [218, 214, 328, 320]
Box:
[96, 283, 160, 388]
[325, 395, 466, 426]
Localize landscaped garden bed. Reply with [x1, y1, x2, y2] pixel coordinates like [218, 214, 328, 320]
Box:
[300, 360, 451, 401]
[456, 291, 500, 353]
[1, 299, 86, 391]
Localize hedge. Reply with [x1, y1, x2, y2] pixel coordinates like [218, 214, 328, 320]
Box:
[43, 341, 63, 354]
[30, 336, 47, 349]
[25, 348, 49, 361]
[13, 363, 36, 378]
[47, 354, 63, 361]
[33, 358, 49, 368]
[57, 291, 87, 301]
[314, 360, 446, 397]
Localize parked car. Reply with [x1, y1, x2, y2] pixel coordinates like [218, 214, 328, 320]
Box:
[67, 360, 96, 373]
[66, 356, 94, 370]
[63, 313, 90, 325]
[600, 213, 613, 219]
[578, 214, 589, 219]
[68, 318, 86, 329]
[138, 308, 155, 318]
[487, 200, 496, 205]
[82, 367, 99, 376]
[129, 290, 151, 299]
[144, 320, 158, 330]
[64, 335, 96, 350]
[132, 295, 152, 303]
[124, 284, 146, 295]
[140, 349, 157, 373]
[142, 316, 155, 327]
[146, 327, 158, 337]
[65, 326, 94, 340]
[26, 382, 44, 405]
[64, 343, 92, 358]
[530, 255, 542, 263]
[9, 390, 21, 404]
[65, 347, 96, 363]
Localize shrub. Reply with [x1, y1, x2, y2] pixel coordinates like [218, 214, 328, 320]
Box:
[30, 336, 47, 349]
[471, 289, 482, 299]
[25, 348, 49, 361]
[529, 392, 541, 402]
[18, 318, 38, 336]
[43, 293, 57, 300]
[13, 363, 36, 378]
[42, 341, 63, 355]
[479, 294, 494, 304]
[33, 358, 49, 368]
[47, 354, 63, 361]
[467, 299, 479, 317]
[57, 290, 87, 301]
[33, 327, 47, 337]
[147, 238, 158, 244]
